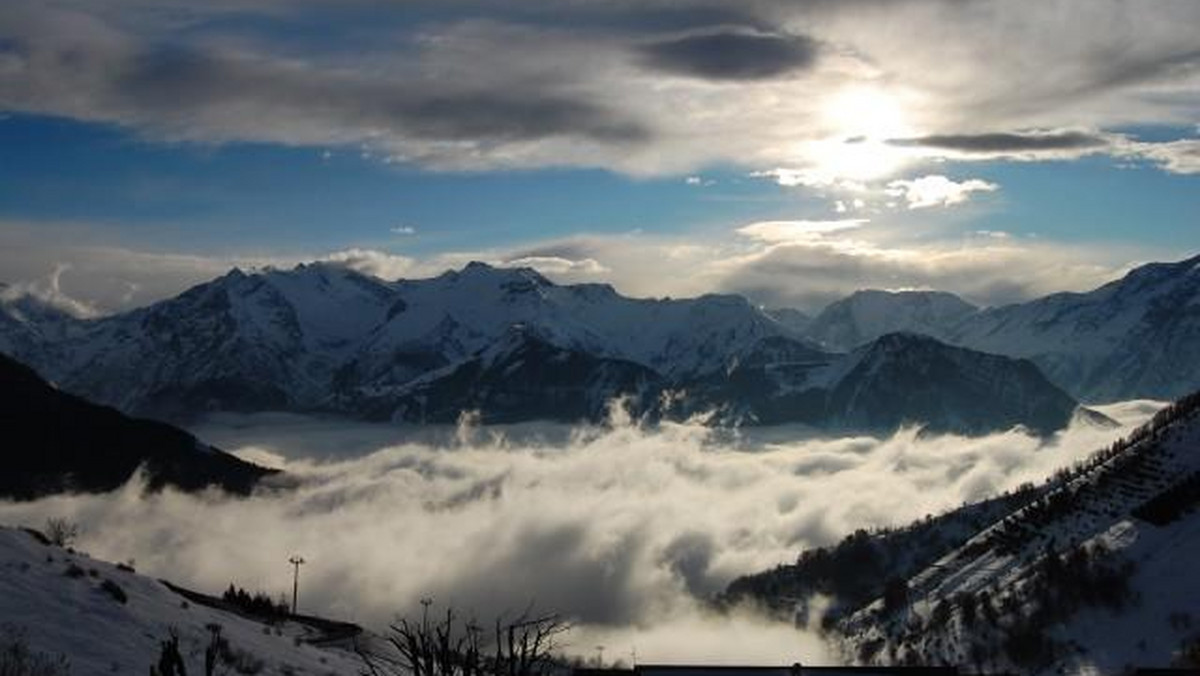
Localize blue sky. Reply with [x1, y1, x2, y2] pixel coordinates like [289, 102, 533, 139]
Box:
[0, 113, 826, 255]
[0, 0, 1198, 313]
[2, 114, 1197, 255]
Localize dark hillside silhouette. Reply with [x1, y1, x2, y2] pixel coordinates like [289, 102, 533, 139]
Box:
[0, 352, 276, 500]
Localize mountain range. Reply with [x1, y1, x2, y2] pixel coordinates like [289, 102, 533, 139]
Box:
[801, 254, 1200, 402]
[0, 261, 1104, 435]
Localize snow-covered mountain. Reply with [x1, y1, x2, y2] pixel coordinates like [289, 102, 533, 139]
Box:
[805, 290, 978, 351]
[763, 307, 813, 334]
[9, 262, 810, 420]
[781, 254, 1200, 402]
[730, 391, 1200, 673]
[816, 332, 1085, 435]
[360, 325, 664, 424]
[0, 525, 363, 675]
[949, 254, 1200, 402]
[0, 261, 1101, 434]
[670, 332, 1090, 434]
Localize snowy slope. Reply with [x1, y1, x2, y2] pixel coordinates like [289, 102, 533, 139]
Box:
[0, 526, 363, 675]
[838, 392, 1200, 673]
[51, 269, 314, 416]
[0, 303, 46, 366]
[948, 254, 1200, 402]
[763, 307, 812, 334]
[0, 286, 79, 372]
[806, 290, 978, 351]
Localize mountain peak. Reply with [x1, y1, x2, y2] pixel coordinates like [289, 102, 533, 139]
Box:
[846, 287, 974, 305]
[807, 289, 977, 350]
[833, 331, 1081, 435]
[866, 330, 941, 349]
[446, 261, 552, 287]
[1115, 253, 1200, 286]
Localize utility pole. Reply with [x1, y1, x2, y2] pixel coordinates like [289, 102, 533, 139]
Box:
[420, 597, 433, 629]
[289, 555, 306, 615]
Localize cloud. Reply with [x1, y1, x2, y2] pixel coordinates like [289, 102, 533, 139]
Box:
[2, 1, 1198, 179]
[501, 256, 609, 275]
[1121, 138, 1200, 174]
[638, 30, 818, 80]
[884, 128, 1200, 177]
[884, 175, 999, 209]
[735, 219, 868, 243]
[0, 263, 99, 319]
[0, 214, 1159, 317]
[750, 168, 870, 191]
[712, 235, 1141, 312]
[0, 403, 1160, 661]
[390, 225, 417, 236]
[889, 130, 1111, 154]
[0, 3, 648, 171]
[320, 248, 418, 280]
[0, 221, 299, 315]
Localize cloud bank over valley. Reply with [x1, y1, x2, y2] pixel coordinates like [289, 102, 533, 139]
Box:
[0, 400, 1162, 662]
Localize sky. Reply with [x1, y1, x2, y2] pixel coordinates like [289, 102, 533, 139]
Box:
[1, 0, 1199, 314]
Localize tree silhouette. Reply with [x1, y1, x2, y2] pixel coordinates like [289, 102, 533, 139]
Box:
[358, 601, 569, 676]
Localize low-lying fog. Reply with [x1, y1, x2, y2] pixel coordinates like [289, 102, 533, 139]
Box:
[0, 401, 1163, 664]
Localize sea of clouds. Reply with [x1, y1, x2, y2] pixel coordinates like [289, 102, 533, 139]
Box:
[0, 401, 1162, 664]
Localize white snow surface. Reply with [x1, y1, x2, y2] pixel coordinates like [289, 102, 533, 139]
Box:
[0, 526, 363, 675]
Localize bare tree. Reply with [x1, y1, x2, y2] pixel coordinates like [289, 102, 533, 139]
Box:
[43, 518, 78, 548]
[491, 608, 570, 676]
[359, 601, 570, 676]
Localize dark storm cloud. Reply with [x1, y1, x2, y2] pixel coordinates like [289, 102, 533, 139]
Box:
[638, 30, 819, 80]
[0, 2, 649, 152]
[107, 44, 648, 143]
[888, 131, 1111, 153]
[1067, 46, 1200, 99]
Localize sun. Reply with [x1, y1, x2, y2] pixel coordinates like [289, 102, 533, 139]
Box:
[823, 86, 912, 140]
[794, 86, 918, 185]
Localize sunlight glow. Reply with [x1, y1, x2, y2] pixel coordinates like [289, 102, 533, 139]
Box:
[788, 86, 919, 185]
[823, 87, 911, 140]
